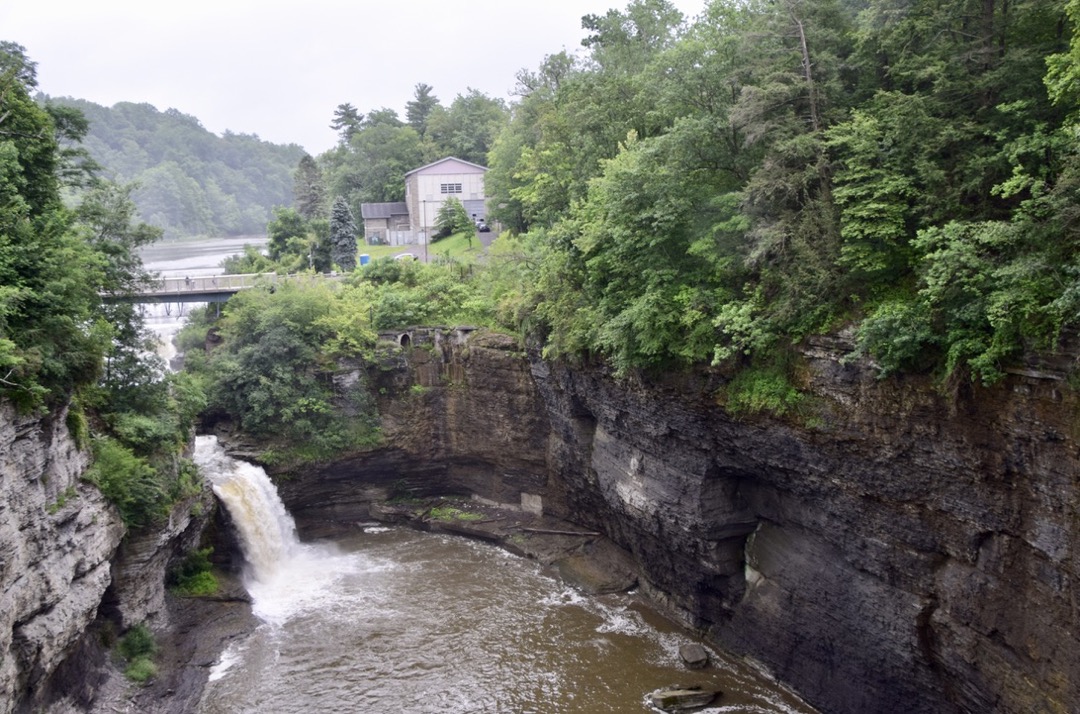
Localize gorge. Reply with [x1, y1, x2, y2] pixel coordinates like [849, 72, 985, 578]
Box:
[225, 327, 1080, 714]
[2, 326, 1078, 714]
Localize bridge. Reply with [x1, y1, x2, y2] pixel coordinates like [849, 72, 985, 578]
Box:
[115, 272, 339, 304]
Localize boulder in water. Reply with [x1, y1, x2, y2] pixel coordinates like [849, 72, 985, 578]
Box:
[678, 643, 710, 669]
[649, 685, 720, 711]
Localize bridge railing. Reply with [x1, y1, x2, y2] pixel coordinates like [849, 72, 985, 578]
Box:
[151, 272, 275, 295]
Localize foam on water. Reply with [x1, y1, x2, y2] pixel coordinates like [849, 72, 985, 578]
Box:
[194, 436, 397, 626]
[207, 641, 245, 682]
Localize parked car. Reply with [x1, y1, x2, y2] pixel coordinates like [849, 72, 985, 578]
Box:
[476, 221, 490, 233]
[394, 252, 418, 261]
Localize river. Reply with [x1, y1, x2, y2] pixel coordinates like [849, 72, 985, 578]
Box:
[139, 238, 817, 714]
[193, 437, 816, 714]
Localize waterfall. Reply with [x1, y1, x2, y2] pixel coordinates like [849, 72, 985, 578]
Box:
[193, 435, 299, 582]
[193, 435, 365, 626]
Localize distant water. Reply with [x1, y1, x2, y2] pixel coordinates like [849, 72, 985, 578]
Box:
[193, 436, 818, 714]
[137, 236, 267, 361]
[139, 235, 268, 279]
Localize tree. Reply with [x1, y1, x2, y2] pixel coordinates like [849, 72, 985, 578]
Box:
[331, 103, 364, 143]
[425, 89, 509, 165]
[0, 61, 109, 407]
[406, 83, 440, 137]
[0, 41, 37, 88]
[44, 103, 99, 188]
[329, 197, 358, 271]
[74, 181, 167, 414]
[321, 114, 423, 209]
[293, 154, 326, 220]
[433, 196, 473, 241]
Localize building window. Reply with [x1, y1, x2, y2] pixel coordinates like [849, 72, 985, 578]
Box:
[440, 183, 462, 194]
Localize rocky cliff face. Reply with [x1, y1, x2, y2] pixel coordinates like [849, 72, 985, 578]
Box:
[276, 328, 1079, 714]
[0, 402, 219, 714]
[531, 334, 1080, 714]
[275, 328, 552, 536]
[0, 404, 123, 714]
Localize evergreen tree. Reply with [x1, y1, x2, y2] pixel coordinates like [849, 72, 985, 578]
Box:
[433, 196, 473, 241]
[293, 154, 326, 220]
[331, 103, 364, 143]
[406, 83, 440, 137]
[329, 197, 357, 271]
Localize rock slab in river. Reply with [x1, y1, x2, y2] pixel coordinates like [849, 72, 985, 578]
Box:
[678, 643, 710, 669]
[649, 686, 719, 711]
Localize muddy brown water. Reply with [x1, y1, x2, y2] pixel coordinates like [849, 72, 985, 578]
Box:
[194, 437, 817, 714]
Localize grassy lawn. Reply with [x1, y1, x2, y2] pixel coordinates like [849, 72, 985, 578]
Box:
[359, 230, 487, 264]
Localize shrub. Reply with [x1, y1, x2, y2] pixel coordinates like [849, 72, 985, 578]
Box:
[721, 365, 806, 419]
[429, 505, 484, 522]
[86, 436, 169, 528]
[171, 570, 218, 597]
[118, 623, 157, 661]
[124, 657, 157, 684]
[169, 547, 219, 596]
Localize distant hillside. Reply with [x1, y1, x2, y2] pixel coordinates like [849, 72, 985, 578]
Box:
[43, 96, 306, 239]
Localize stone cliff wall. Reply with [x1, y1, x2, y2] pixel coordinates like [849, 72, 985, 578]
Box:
[267, 328, 1079, 714]
[0, 404, 123, 714]
[0, 402, 217, 714]
[531, 334, 1080, 714]
[276, 328, 552, 536]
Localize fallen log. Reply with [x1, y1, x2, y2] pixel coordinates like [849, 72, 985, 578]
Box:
[520, 527, 601, 537]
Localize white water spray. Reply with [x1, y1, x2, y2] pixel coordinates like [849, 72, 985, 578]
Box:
[194, 435, 299, 581]
[193, 435, 372, 626]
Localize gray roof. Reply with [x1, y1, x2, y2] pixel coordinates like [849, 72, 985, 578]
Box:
[404, 156, 487, 177]
[360, 202, 409, 220]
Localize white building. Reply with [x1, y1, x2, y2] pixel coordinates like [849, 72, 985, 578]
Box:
[404, 157, 488, 242]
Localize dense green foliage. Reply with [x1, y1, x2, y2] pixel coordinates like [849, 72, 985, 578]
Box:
[1, 43, 206, 527]
[168, 547, 219, 597]
[41, 96, 305, 239]
[177, 255, 501, 461]
[180, 279, 381, 464]
[474, 0, 1080, 388]
[118, 623, 158, 684]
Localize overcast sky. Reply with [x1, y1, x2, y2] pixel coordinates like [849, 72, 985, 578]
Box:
[3, 0, 707, 156]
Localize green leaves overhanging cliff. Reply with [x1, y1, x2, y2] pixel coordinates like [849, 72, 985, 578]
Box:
[480, 0, 1080, 385]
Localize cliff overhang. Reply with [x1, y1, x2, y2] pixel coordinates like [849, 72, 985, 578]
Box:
[259, 326, 1080, 714]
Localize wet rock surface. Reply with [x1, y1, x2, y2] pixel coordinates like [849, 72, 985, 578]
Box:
[649, 685, 720, 711]
[260, 328, 1080, 714]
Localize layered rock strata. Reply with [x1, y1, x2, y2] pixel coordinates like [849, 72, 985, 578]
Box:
[272, 328, 1079, 714]
[536, 334, 1080, 714]
[0, 405, 123, 714]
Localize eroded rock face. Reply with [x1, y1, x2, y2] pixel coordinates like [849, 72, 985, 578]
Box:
[533, 335, 1080, 714]
[274, 328, 552, 537]
[268, 328, 1080, 714]
[0, 404, 124, 714]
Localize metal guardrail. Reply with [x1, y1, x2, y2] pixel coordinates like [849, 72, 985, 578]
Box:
[146, 272, 273, 296]
[116, 272, 341, 303]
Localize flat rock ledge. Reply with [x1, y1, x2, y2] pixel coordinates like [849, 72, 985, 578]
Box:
[370, 497, 639, 594]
